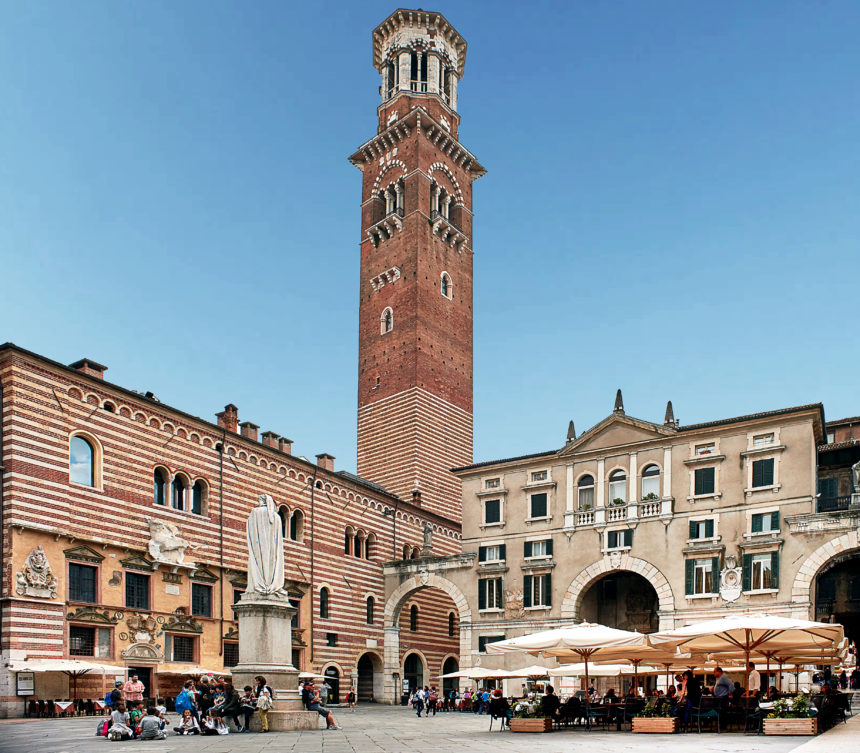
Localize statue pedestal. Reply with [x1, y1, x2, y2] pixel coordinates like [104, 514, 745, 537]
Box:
[231, 595, 319, 731]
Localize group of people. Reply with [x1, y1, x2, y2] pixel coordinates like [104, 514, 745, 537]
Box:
[102, 674, 276, 740]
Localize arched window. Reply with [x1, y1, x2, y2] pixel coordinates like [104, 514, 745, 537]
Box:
[608, 470, 627, 504]
[448, 612, 455, 637]
[410, 604, 418, 631]
[345, 527, 354, 555]
[153, 468, 168, 506]
[278, 506, 289, 538]
[366, 596, 375, 625]
[365, 533, 376, 560]
[402, 544, 411, 560]
[103, 401, 116, 413]
[319, 587, 330, 619]
[440, 272, 452, 300]
[353, 534, 363, 559]
[380, 307, 393, 335]
[171, 475, 188, 511]
[577, 474, 594, 510]
[69, 435, 95, 487]
[290, 510, 304, 542]
[641, 465, 661, 500]
[410, 547, 419, 560]
[191, 480, 206, 515]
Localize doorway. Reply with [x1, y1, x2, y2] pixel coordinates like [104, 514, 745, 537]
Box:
[324, 666, 340, 704]
[125, 667, 152, 701]
[403, 653, 424, 693]
[441, 657, 459, 698]
[357, 652, 381, 702]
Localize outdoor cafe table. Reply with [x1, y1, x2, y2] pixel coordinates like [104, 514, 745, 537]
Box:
[54, 701, 75, 716]
[94, 699, 108, 712]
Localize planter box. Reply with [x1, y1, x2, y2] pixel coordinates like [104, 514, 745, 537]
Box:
[632, 717, 679, 734]
[763, 718, 817, 736]
[509, 717, 553, 733]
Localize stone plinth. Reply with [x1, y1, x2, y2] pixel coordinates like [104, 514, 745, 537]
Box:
[231, 594, 318, 731]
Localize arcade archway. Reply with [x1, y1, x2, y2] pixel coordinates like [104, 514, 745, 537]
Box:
[356, 651, 383, 702]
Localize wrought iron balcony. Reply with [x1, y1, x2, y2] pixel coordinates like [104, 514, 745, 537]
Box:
[817, 495, 852, 513]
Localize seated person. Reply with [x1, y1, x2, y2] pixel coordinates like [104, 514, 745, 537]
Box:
[305, 682, 341, 730]
[138, 707, 167, 740]
[488, 688, 511, 722]
[202, 709, 229, 736]
[174, 708, 201, 735]
[666, 684, 676, 699]
[129, 701, 145, 734]
[766, 685, 780, 701]
[560, 694, 584, 723]
[542, 686, 561, 720]
[107, 703, 133, 741]
[604, 688, 617, 703]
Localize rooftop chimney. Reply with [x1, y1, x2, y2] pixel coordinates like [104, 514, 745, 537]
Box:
[613, 389, 625, 414]
[664, 400, 675, 427]
[316, 453, 335, 471]
[279, 437, 293, 455]
[239, 421, 259, 442]
[412, 489, 422, 506]
[566, 420, 576, 442]
[261, 431, 280, 449]
[215, 404, 239, 433]
[69, 358, 108, 380]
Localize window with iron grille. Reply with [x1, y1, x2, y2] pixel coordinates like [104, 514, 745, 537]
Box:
[168, 634, 195, 663]
[191, 583, 212, 618]
[69, 563, 97, 603]
[125, 572, 150, 610]
[70, 625, 111, 657]
[223, 642, 239, 667]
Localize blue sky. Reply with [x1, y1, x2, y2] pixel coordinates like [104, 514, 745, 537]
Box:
[1, 1, 858, 470]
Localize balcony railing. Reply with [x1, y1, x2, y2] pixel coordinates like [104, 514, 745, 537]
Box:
[817, 495, 852, 513]
[564, 498, 674, 530]
[410, 80, 429, 93]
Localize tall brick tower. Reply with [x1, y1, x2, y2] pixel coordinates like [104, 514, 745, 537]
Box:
[350, 9, 485, 520]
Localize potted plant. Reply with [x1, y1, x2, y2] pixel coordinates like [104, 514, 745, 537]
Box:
[632, 700, 679, 733]
[763, 695, 818, 736]
[611, 497, 625, 506]
[641, 492, 659, 501]
[509, 698, 552, 732]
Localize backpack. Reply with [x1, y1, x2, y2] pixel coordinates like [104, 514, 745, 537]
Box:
[104, 691, 115, 708]
[96, 719, 110, 736]
[429, 691, 438, 703]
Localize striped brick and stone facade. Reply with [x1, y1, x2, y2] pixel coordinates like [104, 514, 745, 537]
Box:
[352, 8, 485, 521]
[0, 344, 463, 715]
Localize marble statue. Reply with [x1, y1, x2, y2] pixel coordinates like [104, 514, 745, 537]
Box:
[246, 494, 286, 597]
[852, 460, 860, 492]
[146, 518, 189, 565]
[422, 523, 433, 550]
[16, 545, 58, 598]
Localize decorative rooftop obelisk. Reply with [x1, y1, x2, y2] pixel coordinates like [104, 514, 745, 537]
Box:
[231, 494, 315, 730]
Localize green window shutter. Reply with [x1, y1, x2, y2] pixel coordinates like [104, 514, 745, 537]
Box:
[523, 541, 532, 558]
[742, 554, 753, 592]
[763, 459, 774, 485]
[544, 573, 552, 607]
[689, 520, 697, 539]
[499, 544, 506, 561]
[752, 461, 761, 488]
[607, 531, 617, 549]
[478, 546, 487, 562]
[624, 529, 633, 547]
[771, 511, 780, 531]
[705, 519, 714, 538]
[496, 578, 504, 607]
[751, 514, 763, 533]
[711, 557, 720, 593]
[523, 576, 533, 608]
[685, 559, 694, 595]
[694, 470, 703, 496]
[546, 538, 553, 556]
[478, 580, 486, 610]
[770, 551, 780, 589]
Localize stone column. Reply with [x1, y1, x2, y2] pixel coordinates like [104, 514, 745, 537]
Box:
[427, 53, 440, 94]
[398, 51, 410, 91]
[449, 72, 458, 109]
[231, 594, 317, 731]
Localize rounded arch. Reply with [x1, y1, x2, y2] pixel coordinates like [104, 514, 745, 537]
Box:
[69, 431, 102, 488]
[561, 555, 675, 626]
[440, 271, 453, 299]
[191, 478, 208, 515]
[428, 162, 463, 204]
[791, 531, 860, 615]
[380, 307, 393, 335]
[371, 160, 408, 194]
[383, 573, 471, 628]
[289, 508, 304, 542]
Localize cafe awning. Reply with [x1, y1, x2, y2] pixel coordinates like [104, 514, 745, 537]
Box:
[6, 659, 126, 674]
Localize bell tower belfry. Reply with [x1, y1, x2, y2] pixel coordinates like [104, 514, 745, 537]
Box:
[349, 9, 485, 520]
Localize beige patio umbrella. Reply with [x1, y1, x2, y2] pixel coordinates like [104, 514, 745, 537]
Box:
[650, 613, 844, 693]
[485, 623, 649, 694]
[501, 665, 553, 679]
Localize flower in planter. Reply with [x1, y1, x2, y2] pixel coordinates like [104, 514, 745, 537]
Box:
[611, 497, 625, 506]
[641, 492, 659, 501]
[767, 694, 813, 719]
[513, 698, 545, 719]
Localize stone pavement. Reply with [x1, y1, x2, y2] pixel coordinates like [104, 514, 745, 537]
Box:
[0, 705, 827, 753]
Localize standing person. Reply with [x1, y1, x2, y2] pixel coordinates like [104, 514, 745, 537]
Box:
[712, 667, 733, 700]
[107, 680, 124, 710]
[412, 688, 424, 717]
[428, 686, 438, 716]
[124, 674, 145, 706]
[747, 663, 761, 697]
[239, 686, 257, 732]
[320, 680, 331, 706]
[346, 687, 356, 712]
[174, 682, 198, 725]
[256, 688, 274, 733]
[197, 678, 213, 719]
[542, 686, 560, 722]
[306, 681, 341, 730]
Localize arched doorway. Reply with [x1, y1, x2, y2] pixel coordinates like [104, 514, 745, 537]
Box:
[323, 666, 340, 704]
[441, 656, 459, 698]
[403, 652, 424, 693]
[580, 572, 659, 633]
[357, 652, 382, 702]
[815, 552, 860, 646]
